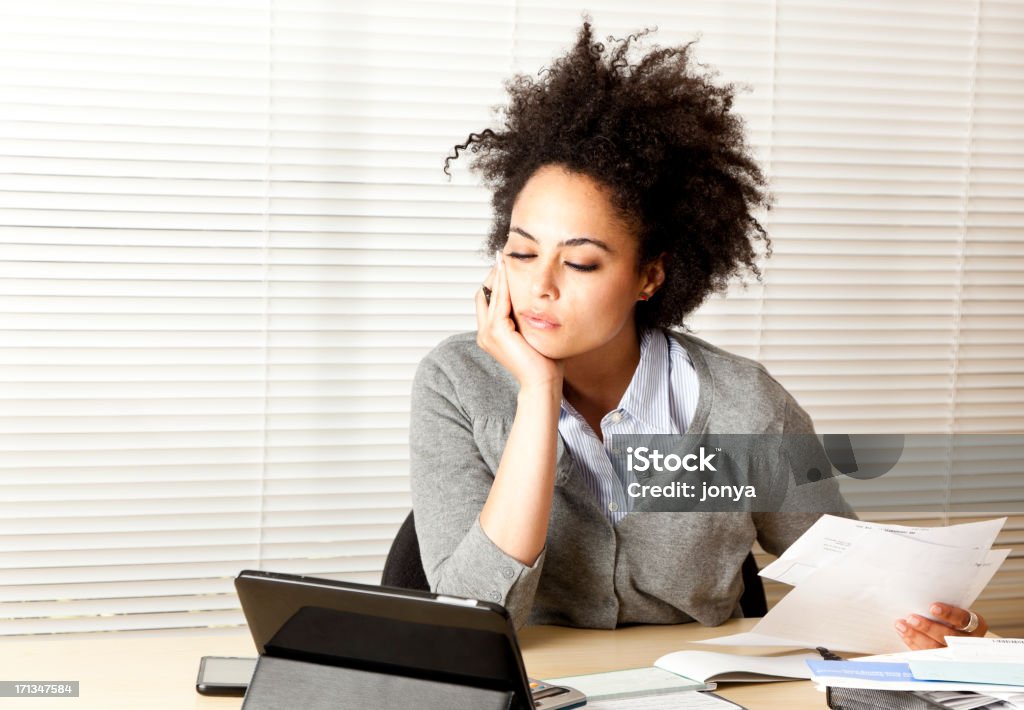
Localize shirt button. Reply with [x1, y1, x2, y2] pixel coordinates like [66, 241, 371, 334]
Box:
[610, 411, 623, 423]
[608, 501, 619, 512]
[488, 591, 501, 602]
[501, 567, 514, 579]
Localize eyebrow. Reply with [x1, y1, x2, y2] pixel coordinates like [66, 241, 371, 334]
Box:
[509, 225, 613, 253]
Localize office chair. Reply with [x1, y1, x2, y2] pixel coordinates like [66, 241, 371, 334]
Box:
[381, 510, 769, 618]
[380, 509, 430, 592]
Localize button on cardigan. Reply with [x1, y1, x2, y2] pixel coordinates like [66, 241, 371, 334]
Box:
[409, 329, 855, 631]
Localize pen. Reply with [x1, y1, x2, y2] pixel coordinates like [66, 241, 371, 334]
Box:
[816, 647, 843, 661]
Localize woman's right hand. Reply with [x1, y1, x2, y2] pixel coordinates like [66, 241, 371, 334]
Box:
[475, 253, 563, 390]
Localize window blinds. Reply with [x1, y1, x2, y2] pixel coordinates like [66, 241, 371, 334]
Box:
[1, 0, 1021, 636]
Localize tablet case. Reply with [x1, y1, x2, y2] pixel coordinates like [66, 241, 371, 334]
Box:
[235, 571, 535, 710]
[242, 655, 515, 710]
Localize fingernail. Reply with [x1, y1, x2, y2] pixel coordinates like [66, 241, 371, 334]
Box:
[895, 621, 907, 632]
[908, 616, 921, 627]
[931, 605, 943, 615]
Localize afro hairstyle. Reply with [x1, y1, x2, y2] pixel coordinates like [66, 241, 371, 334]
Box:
[444, 19, 773, 329]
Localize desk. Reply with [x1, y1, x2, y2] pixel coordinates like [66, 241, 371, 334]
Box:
[0, 618, 826, 709]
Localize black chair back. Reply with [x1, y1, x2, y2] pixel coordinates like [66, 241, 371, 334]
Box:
[380, 510, 430, 592]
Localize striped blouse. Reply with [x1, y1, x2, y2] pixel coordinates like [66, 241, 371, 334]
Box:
[558, 328, 700, 526]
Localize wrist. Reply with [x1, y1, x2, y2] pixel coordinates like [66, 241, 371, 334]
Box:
[517, 379, 563, 406]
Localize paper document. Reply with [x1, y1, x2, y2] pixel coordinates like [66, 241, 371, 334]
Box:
[855, 646, 953, 663]
[946, 636, 1024, 662]
[696, 631, 806, 648]
[917, 693, 1011, 710]
[906, 637, 1024, 686]
[759, 516, 1006, 587]
[983, 691, 1024, 708]
[703, 515, 1010, 654]
[754, 528, 1008, 653]
[909, 661, 1024, 686]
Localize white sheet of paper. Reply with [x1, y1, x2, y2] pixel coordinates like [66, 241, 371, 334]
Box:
[583, 691, 740, 709]
[854, 646, 953, 663]
[946, 636, 1024, 662]
[696, 631, 809, 648]
[982, 691, 1024, 707]
[759, 515, 1006, 586]
[544, 666, 707, 699]
[751, 529, 1007, 654]
[961, 548, 1012, 606]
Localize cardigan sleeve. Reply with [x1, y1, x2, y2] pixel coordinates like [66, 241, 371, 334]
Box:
[408, 349, 545, 630]
[753, 391, 858, 557]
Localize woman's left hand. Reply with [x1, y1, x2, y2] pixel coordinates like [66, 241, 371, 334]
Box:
[895, 602, 988, 650]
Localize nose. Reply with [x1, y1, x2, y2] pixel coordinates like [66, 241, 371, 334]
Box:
[529, 258, 559, 300]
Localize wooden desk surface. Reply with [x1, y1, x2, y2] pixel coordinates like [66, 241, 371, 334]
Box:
[0, 618, 827, 709]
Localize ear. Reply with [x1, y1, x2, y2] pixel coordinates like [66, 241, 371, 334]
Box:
[639, 253, 667, 298]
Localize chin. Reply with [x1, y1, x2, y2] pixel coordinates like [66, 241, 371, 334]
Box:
[521, 330, 576, 361]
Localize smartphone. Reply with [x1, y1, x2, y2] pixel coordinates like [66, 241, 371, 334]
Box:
[195, 656, 256, 696]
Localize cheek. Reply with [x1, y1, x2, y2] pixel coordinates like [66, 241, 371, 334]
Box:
[504, 270, 527, 309]
[563, 280, 637, 332]
[591, 273, 642, 310]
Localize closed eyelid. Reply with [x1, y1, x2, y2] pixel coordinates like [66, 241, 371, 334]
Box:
[507, 253, 598, 273]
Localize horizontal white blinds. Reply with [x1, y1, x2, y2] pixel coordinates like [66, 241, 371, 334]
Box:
[742, 0, 1024, 637]
[2, 0, 1022, 636]
[2, 0, 269, 633]
[0, 0, 504, 635]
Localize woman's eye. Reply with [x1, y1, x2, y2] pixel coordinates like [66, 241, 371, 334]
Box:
[504, 252, 596, 271]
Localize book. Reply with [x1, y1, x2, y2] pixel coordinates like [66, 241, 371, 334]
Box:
[654, 650, 819, 683]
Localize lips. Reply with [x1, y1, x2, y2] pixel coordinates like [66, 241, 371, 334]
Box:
[520, 310, 561, 330]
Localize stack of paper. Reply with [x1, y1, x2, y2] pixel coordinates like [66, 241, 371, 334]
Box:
[806, 637, 1024, 708]
[699, 515, 1010, 654]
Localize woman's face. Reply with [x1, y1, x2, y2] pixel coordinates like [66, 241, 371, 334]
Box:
[503, 164, 663, 362]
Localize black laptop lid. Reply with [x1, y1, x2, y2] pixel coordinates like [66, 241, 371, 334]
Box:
[235, 570, 534, 709]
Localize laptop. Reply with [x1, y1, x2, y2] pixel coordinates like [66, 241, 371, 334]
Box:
[234, 569, 586, 709]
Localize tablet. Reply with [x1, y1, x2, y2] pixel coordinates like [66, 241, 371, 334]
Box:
[234, 569, 585, 710]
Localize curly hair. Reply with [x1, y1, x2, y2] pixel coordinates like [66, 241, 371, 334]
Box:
[444, 19, 772, 329]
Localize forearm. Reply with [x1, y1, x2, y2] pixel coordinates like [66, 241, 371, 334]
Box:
[479, 381, 561, 565]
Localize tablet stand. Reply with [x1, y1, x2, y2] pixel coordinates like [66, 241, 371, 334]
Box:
[242, 655, 516, 710]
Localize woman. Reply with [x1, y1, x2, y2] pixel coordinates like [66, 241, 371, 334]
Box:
[408, 20, 987, 650]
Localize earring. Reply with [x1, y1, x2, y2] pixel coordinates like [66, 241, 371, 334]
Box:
[638, 293, 650, 301]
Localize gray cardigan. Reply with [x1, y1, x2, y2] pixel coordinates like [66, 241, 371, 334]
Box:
[409, 329, 854, 630]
